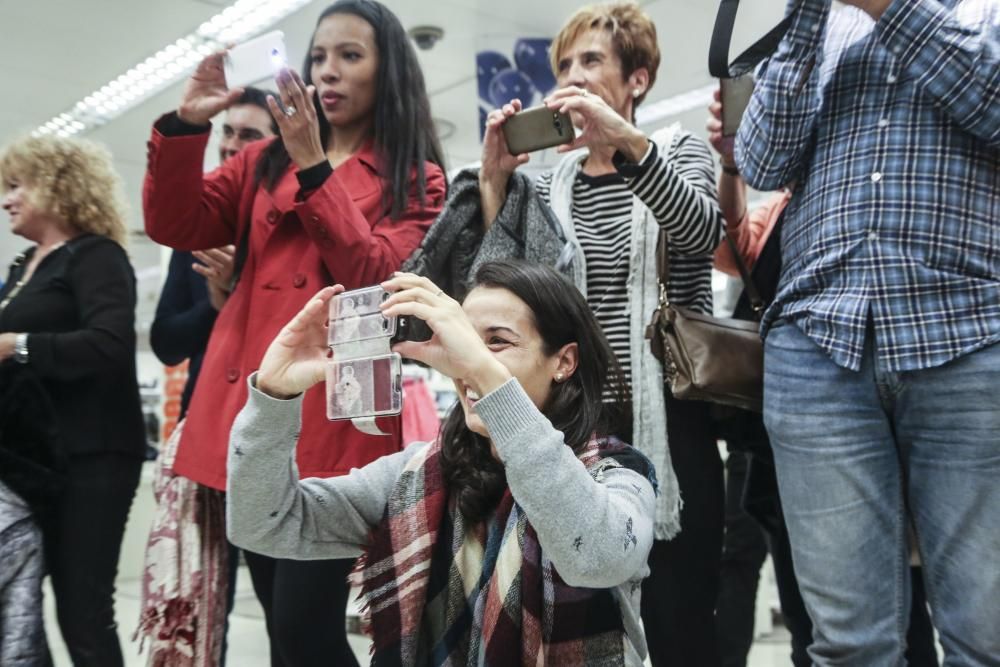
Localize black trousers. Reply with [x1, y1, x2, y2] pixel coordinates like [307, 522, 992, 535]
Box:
[716, 449, 769, 667]
[641, 394, 725, 667]
[39, 452, 142, 667]
[242, 551, 360, 667]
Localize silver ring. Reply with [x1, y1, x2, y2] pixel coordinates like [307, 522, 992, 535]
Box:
[435, 290, 444, 297]
[580, 89, 589, 97]
[284, 105, 297, 117]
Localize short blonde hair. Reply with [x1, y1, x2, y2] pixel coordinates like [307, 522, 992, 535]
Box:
[550, 2, 661, 108]
[0, 135, 129, 246]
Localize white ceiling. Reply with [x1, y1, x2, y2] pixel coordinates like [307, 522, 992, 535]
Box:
[0, 0, 785, 334]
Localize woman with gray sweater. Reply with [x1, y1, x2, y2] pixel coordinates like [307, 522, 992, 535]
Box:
[227, 261, 658, 666]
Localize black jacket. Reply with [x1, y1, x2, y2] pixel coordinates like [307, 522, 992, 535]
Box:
[149, 250, 218, 417]
[0, 234, 145, 459]
[0, 362, 67, 515]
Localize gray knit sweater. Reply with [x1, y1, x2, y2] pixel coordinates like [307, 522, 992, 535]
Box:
[227, 375, 656, 665]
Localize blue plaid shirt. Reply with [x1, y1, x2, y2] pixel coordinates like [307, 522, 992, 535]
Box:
[736, 0, 1000, 372]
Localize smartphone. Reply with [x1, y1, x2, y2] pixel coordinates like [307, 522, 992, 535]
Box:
[720, 74, 755, 137]
[326, 353, 403, 421]
[225, 30, 288, 89]
[328, 286, 395, 346]
[327, 285, 432, 348]
[502, 106, 575, 155]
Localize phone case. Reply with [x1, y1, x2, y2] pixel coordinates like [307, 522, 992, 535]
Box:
[720, 74, 755, 137]
[224, 30, 288, 89]
[502, 106, 576, 154]
[328, 286, 395, 346]
[326, 353, 403, 421]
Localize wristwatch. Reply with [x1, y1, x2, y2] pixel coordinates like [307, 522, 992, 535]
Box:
[13, 333, 29, 364]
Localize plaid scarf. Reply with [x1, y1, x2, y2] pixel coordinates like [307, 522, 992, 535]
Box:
[354, 434, 655, 666]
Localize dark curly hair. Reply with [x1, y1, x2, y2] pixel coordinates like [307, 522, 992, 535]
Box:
[439, 260, 631, 525]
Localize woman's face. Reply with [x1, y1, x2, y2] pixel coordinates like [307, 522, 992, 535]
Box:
[1, 178, 51, 242]
[554, 29, 637, 122]
[309, 13, 379, 132]
[454, 286, 576, 438]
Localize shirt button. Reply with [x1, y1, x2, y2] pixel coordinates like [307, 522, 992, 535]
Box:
[871, 171, 883, 183]
[868, 231, 878, 241]
[887, 74, 897, 84]
[226, 368, 240, 383]
[878, 118, 890, 128]
[292, 274, 307, 288]
[809, 22, 819, 32]
[266, 209, 280, 224]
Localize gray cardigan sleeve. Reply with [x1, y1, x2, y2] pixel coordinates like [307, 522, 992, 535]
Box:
[474, 379, 655, 589]
[227, 374, 655, 588]
[226, 374, 426, 560]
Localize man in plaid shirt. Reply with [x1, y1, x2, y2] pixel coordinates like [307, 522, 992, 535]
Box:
[736, 0, 999, 663]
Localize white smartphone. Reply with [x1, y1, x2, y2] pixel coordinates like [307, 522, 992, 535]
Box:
[224, 30, 288, 89]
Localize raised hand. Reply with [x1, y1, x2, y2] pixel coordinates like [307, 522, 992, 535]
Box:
[380, 274, 511, 395]
[545, 87, 649, 161]
[267, 68, 326, 170]
[481, 99, 531, 185]
[177, 51, 245, 126]
[256, 285, 343, 399]
[706, 88, 736, 167]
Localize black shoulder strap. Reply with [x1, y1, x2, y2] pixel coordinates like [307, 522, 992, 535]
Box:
[709, 0, 795, 78]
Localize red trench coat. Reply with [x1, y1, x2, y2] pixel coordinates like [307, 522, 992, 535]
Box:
[143, 118, 446, 490]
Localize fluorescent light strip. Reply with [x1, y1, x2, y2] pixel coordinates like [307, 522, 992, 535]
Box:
[34, 0, 311, 138]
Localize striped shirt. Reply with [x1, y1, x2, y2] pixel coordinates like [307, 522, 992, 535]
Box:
[737, 0, 1000, 372]
[537, 134, 721, 382]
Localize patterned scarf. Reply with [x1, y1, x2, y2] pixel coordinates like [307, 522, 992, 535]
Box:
[354, 434, 655, 666]
[133, 419, 229, 666]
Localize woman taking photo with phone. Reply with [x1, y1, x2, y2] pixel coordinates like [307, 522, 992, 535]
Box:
[479, 3, 725, 664]
[142, 1, 446, 664]
[228, 262, 657, 666]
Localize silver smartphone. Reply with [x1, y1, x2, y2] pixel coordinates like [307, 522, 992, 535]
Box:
[720, 74, 755, 137]
[502, 106, 575, 154]
[224, 30, 288, 89]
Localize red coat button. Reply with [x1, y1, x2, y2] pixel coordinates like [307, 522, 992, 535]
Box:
[226, 368, 240, 383]
[266, 209, 279, 224]
[292, 274, 307, 288]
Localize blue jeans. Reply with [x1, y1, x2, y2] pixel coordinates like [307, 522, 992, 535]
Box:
[763, 321, 1000, 666]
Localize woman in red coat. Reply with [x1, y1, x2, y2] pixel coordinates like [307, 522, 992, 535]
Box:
[142, 1, 446, 664]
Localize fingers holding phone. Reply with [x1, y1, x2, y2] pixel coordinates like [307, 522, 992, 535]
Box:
[177, 51, 245, 126]
[544, 87, 644, 159]
[481, 99, 530, 185]
[267, 68, 325, 170]
[707, 88, 735, 165]
[257, 285, 344, 400]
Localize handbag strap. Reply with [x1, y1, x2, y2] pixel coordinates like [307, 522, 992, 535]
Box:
[655, 229, 764, 316]
[709, 0, 795, 78]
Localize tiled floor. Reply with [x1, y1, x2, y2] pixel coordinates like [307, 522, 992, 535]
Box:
[43, 566, 799, 667]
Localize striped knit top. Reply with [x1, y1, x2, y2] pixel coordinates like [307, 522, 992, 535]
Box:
[535, 134, 720, 383]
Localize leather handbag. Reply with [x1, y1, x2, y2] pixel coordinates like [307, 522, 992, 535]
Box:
[646, 231, 765, 413]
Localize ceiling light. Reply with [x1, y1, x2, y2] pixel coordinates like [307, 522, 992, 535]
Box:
[33, 0, 314, 138]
